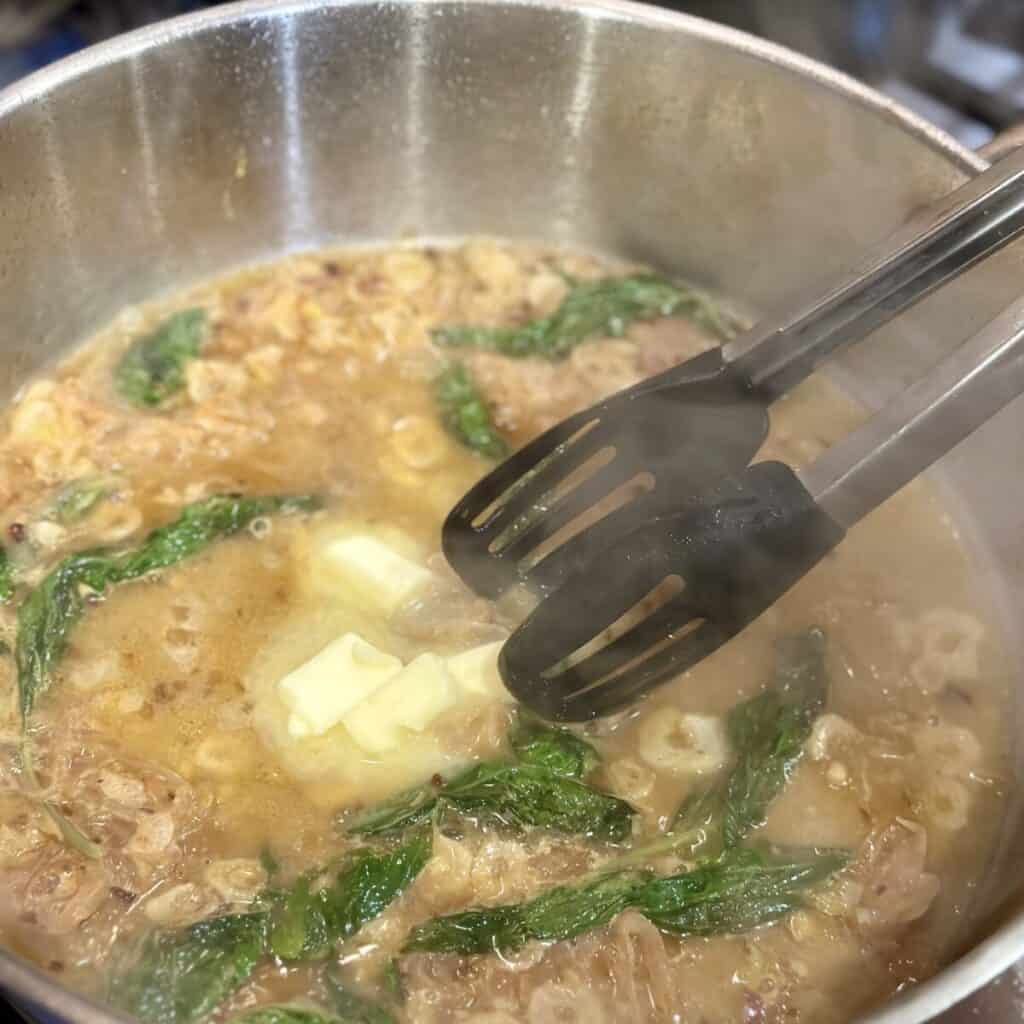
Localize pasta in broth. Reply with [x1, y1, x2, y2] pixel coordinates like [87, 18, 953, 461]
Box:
[0, 240, 1010, 1024]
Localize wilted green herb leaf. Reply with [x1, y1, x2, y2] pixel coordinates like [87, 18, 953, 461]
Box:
[268, 875, 325, 961]
[51, 477, 116, 525]
[635, 846, 846, 936]
[16, 493, 319, 724]
[433, 364, 508, 458]
[110, 913, 268, 1024]
[260, 844, 282, 880]
[17, 741, 102, 859]
[268, 831, 431, 961]
[343, 784, 439, 837]
[443, 762, 632, 840]
[404, 847, 845, 955]
[510, 713, 599, 779]
[115, 308, 207, 407]
[433, 274, 733, 361]
[379, 960, 403, 1003]
[0, 547, 13, 603]
[346, 761, 633, 843]
[403, 903, 529, 956]
[522, 870, 644, 942]
[16, 549, 116, 725]
[674, 628, 829, 852]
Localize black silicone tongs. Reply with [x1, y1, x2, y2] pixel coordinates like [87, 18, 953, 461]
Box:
[443, 147, 1024, 601]
[499, 293, 1024, 720]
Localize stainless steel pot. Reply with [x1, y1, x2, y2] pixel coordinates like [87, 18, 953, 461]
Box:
[1, 1, 1022, 1022]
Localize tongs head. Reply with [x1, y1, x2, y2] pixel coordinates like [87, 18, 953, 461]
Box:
[442, 349, 769, 599]
[444, 145, 1024, 604]
[499, 462, 845, 721]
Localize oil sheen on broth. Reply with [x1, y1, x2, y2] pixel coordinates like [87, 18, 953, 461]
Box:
[0, 241, 1010, 1024]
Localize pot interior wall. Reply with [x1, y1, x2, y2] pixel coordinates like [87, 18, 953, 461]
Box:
[0, 1, 1022, 1020]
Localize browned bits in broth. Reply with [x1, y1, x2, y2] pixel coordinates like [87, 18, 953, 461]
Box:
[0, 240, 1011, 1024]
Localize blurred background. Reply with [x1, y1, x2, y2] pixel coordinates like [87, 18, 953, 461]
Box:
[2, 0, 1024, 150]
[0, 1, 208, 86]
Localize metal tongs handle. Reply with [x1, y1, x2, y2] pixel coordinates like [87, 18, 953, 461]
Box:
[800, 294, 1024, 529]
[720, 146, 1024, 398]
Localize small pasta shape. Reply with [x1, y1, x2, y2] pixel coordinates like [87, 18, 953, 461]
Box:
[127, 811, 177, 858]
[807, 876, 864, 918]
[918, 775, 972, 831]
[257, 289, 302, 342]
[806, 713, 863, 761]
[9, 381, 59, 445]
[97, 771, 149, 809]
[243, 344, 284, 384]
[70, 653, 119, 693]
[370, 309, 414, 348]
[463, 240, 523, 292]
[163, 626, 200, 671]
[27, 520, 67, 550]
[907, 608, 986, 693]
[185, 359, 248, 404]
[391, 415, 452, 470]
[912, 722, 981, 778]
[384, 250, 435, 293]
[142, 883, 219, 926]
[247, 516, 272, 540]
[204, 859, 267, 904]
[605, 757, 656, 803]
[117, 689, 146, 714]
[307, 317, 354, 354]
[787, 909, 820, 943]
[918, 608, 985, 678]
[526, 270, 569, 314]
[825, 761, 850, 788]
[192, 733, 259, 779]
[636, 708, 729, 776]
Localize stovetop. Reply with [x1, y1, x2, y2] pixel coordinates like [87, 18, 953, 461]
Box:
[0, 1, 1021, 1022]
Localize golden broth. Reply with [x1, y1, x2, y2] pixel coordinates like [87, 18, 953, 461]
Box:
[0, 241, 1010, 1024]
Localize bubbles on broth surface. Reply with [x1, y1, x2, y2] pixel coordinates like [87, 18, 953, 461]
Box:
[0, 241, 1010, 1024]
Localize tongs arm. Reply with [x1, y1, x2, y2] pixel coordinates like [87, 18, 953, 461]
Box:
[800, 294, 1024, 530]
[719, 146, 1024, 398]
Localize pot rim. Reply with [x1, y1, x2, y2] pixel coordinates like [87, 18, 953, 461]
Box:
[0, 2, 1007, 1022]
[0, 0, 990, 183]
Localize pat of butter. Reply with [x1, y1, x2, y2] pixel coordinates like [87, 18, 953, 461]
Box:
[279, 633, 402, 738]
[321, 534, 432, 614]
[343, 652, 459, 753]
[446, 642, 512, 702]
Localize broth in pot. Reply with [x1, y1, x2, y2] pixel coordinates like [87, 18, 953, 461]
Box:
[0, 240, 1010, 1024]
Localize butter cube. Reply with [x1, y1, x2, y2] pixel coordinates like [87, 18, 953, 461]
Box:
[446, 642, 512, 702]
[320, 533, 432, 614]
[278, 633, 401, 738]
[343, 653, 459, 753]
